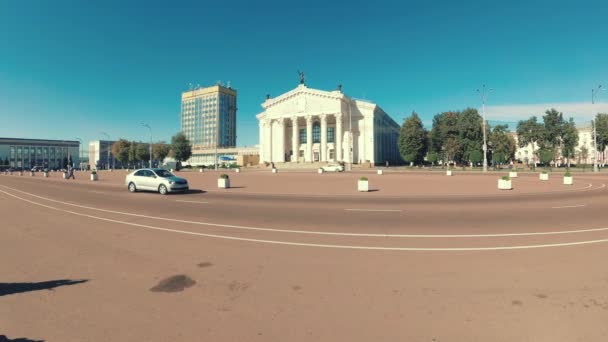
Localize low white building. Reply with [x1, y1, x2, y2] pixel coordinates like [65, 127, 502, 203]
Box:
[512, 126, 602, 165]
[256, 84, 401, 165]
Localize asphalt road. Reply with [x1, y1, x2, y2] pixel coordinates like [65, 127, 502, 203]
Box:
[2, 171, 608, 341]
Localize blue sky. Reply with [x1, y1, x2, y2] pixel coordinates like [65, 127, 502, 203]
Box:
[1, 0, 608, 147]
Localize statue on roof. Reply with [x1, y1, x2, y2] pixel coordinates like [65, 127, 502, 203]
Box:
[297, 70, 305, 85]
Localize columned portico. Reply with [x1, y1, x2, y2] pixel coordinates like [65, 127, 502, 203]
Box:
[320, 114, 327, 162]
[336, 114, 343, 161]
[257, 83, 401, 166]
[291, 117, 299, 162]
[306, 116, 313, 162]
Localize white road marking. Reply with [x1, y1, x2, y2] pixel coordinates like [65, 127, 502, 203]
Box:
[89, 190, 107, 194]
[552, 204, 586, 209]
[5, 187, 608, 251]
[0, 183, 607, 238]
[175, 200, 209, 204]
[345, 209, 402, 212]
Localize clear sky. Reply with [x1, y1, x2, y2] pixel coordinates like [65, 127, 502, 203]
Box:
[1, 0, 608, 147]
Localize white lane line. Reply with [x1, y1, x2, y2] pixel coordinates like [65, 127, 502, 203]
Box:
[175, 200, 209, 204]
[345, 209, 402, 212]
[552, 204, 586, 209]
[5, 187, 608, 251]
[89, 190, 107, 194]
[1, 183, 608, 238]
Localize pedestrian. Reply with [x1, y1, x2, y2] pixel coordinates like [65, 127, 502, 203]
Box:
[385, 160, 389, 168]
[67, 162, 75, 180]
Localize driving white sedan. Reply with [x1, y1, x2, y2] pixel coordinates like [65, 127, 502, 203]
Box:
[321, 164, 345, 172]
[125, 168, 189, 195]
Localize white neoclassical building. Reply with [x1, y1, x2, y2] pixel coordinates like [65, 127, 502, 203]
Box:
[256, 84, 401, 165]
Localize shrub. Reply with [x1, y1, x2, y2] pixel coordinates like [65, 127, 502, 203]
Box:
[541, 171, 548, 174]
[501, 175, 510, 181]
[565, 171, 572, 177]
[91, 169, 97, 175]
[359, 177, 368, 181]
[219, 174, 229, 179]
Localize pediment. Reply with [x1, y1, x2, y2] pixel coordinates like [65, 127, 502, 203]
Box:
[260, 85, 345, 119]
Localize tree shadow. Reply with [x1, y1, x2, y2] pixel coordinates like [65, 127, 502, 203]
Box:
[0, 279, 88, 297]
[0, 335, 44, 342]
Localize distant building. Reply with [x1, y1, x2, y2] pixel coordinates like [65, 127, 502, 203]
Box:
[511, 126, 600, 165]
[89, 140, 154, 169]
[89, 140, 118, 169]
[256, 84, 401, 165]
[0, 137, 79, 169]
[187, 146, 260, 167]
[181, 84, 237, 148]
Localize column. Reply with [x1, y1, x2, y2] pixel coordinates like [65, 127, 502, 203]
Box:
[320, 114, 327, 162]
[291, 116, 299, 162]
[266, 119, 273, 162]
[259, 120, 265, 162]
[277, 118, 285, 162]
[306, 115, 313, 162]
[336, 113, 343, 161]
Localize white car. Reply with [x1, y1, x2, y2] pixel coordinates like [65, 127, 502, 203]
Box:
[125, 168, 189, 195]
[321, 164, 345, 172]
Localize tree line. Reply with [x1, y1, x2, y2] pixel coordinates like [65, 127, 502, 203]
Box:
[110, 132, 192, 169]
[397, 108, 589, 167]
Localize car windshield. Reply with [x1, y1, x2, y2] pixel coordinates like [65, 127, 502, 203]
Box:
[154, 170, 173, 178]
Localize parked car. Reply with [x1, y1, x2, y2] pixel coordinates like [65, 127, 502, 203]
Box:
[321, 164, 345, 172]
[31, 166, 44, 172]
[125, 168, 189, 195]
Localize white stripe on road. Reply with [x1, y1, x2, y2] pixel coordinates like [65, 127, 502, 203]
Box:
[345, 209, 402, 212]
[175, 200, 209, 204]
[552, 204, 586, 209]
[5, 187, 608, 251]
[1, 184, 608, 238]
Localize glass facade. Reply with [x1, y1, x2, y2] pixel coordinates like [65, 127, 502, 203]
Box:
[1, 139, 79, 169]
[312, 122, 321, 143]
[181, 85, 237, 148]
[299, 128, 307, 143]
[327, 127, 335, 143]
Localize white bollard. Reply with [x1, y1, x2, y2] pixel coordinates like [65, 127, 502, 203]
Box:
[272, 168, 278, 173]
[377, 169, 383, 175]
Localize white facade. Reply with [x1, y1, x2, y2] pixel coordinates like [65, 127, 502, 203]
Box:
[256, 84, 400, 165]
[512, 126, 603, 165]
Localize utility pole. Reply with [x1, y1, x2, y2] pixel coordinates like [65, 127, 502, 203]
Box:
[592, 85, 604, 173]
[477, 85, 493, 173]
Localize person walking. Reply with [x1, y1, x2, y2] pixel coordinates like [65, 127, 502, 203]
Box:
[67, 157, 75, 180]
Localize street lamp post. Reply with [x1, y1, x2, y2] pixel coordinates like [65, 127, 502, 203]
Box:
[477, 85, 493, 173]
[75, 137, 83, 171]
[592, 85, 604, 173]
[101, 132, 111, 170]
[141, 123, 152, 168]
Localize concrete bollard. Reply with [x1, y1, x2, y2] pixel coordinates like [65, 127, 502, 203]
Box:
[377, 169, 383, 175]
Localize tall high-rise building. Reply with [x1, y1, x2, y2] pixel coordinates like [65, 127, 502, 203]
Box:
[181, 84, 237, 148]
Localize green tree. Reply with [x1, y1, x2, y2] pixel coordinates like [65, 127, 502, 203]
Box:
[561, 118, 578, 167]
[580, 146, 589, 168]
[128, 141, 138, 168]
[170, 132, 192, 164]
[429, 111, 459, 162]
[456, 108, 483, 164]
[516, 117, 544, 166]
[594, 113, 608, 152]
[111, 139, 131, 167]
[542, 108, 565, 149]
[153, 142, 171, 163]
[398, 112, 428, 165]
[538, 148, 555, 166]
[426, 151, 439, 166]
[136, 143, 150, 166]
[490, 124, 516, 165]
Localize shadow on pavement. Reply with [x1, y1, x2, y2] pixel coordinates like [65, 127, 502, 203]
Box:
[0, 335, 44, 342]
[184, 189, 206, 194]
[0, 279, 88, 297]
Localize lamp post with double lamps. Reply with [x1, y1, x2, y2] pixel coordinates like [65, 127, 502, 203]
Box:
[592, 85, 605, 173]
[477, 84, 493, 173]
[101, 132, 111, 170]
[141, 123, 152, 168]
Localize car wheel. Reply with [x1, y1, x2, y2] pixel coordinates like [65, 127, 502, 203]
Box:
[158, 184, 168, 195]
[128, 182, 137, 193]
